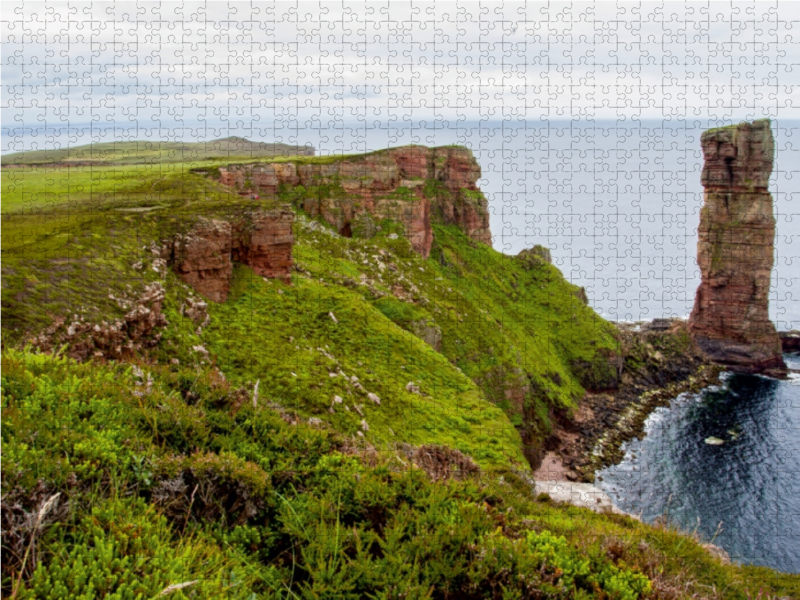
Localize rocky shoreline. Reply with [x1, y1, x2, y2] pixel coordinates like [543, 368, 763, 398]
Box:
[534, 319, 799, 486]
[534, 319, 723, 483]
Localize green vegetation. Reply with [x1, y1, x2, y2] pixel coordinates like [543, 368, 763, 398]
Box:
[4, 349, 798, 598]
[1, 137, 313, 166]
[203, 265, 526, 469]
[2, 144, 799, 596]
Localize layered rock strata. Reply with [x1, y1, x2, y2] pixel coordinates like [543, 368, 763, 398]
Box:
[169, 207, 294, 302]
[688, 120, 786, 373]
[216, 146, 492, 257]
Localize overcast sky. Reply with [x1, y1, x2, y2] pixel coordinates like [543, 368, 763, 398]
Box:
[3, 1, 800, 140]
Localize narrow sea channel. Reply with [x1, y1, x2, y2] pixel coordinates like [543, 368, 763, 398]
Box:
[595, 354, 800, 574]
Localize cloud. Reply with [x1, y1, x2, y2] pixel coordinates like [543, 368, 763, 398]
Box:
[2, 0, 799, 134]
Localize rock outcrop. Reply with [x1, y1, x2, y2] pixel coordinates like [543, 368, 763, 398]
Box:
[688, 120, 786, 373]
[171, 219, 234, 303]
[31, 283, 168, 361]
[168, 207, 294, 302]
[517, 244, 552, 266]
[216, 146, 492, 257]
[780, 331, 800, 353]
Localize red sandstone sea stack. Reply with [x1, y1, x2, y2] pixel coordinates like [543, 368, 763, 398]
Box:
[688, 119, 786, 374]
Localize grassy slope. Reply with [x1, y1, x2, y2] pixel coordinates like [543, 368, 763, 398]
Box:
[3, 350, 798, 599]
[1, 137, 312, 166]
[2, 151, 799, 595]
[1, 156, 616, 464]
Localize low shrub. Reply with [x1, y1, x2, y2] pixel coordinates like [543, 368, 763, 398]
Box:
[152, 452, 271, 527]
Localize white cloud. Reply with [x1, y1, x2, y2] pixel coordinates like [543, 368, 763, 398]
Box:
[2, 0, 799, 134]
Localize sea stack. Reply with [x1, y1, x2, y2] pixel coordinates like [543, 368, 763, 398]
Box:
[688, 119, 786, 374]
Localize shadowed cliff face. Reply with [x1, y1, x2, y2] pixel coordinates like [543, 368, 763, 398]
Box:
[688, 120, 786, 374]
[216, 146, 492, 257]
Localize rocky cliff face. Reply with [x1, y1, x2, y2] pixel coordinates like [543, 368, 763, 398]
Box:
[688, 120, 786, 373]
[216, 146, 492, 257]
[168, 207, 294, 302]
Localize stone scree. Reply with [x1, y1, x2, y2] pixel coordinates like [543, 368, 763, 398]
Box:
[217, 145, 492, 257]
[688, 120, 786, 373]
[168, 207, 294, 302]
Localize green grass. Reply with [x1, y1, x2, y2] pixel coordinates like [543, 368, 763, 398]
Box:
[3, 145, 799, 595]
[203, 265, 526, 469]
[1, 137, 312, 166]
[0, 163, 283, 340]
[2, 157, 618, 459]
[292, 216, 620, 454]
[3, 348, 798, 598]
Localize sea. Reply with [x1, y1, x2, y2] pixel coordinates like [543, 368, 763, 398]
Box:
[3, 120, 800, 572]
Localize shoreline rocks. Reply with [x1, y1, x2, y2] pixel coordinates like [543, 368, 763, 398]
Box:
[535, 320, 721, 482]
[688, 120, 786, 374]
[780, 331, 800, 353]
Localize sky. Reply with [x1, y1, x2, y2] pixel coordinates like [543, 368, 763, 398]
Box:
[3, 0, 800, 146]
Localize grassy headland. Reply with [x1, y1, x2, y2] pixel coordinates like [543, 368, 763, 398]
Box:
[2, 146, 798, 597]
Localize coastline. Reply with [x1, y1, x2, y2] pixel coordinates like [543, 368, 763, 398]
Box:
[534, 320, 722, 483]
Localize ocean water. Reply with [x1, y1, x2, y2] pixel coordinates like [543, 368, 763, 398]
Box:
[4, 120, 798, 328]
[595, 353, 800, 574]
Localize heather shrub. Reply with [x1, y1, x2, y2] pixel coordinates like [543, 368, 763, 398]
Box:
[16, 497, 258, 600]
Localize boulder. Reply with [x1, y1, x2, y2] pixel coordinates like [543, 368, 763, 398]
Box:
[779, 331, 800, 353]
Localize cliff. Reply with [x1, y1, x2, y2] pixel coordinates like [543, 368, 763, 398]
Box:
[688, 120, 786, 374]
[215, 145, 492, 257]
[168, 208, 294, 302]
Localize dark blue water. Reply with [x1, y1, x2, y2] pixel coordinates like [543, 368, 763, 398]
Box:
[596, 353, 800, 573]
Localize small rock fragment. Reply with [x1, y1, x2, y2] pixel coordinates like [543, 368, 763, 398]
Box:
[405, 381, 421, 394]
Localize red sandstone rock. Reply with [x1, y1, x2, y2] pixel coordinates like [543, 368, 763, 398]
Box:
[688, 120, 786, 373]
[171, 219, 233, 303]
[232, 208, 295, 285]
[169, 208, 294, 301]
[215, 145, 492, 256]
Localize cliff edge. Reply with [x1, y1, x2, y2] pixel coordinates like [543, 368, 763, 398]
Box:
[214, 145, 492, 257]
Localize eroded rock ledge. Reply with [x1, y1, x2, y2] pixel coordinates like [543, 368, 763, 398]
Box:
[167, 207, 294, 302]
[688, 120, 786, 374]
[213, 145, 492, 257]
